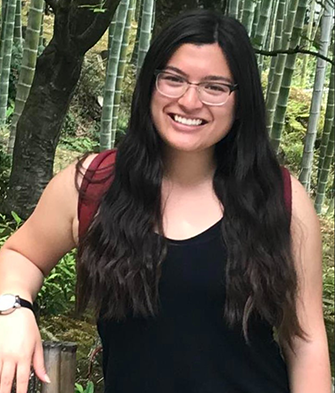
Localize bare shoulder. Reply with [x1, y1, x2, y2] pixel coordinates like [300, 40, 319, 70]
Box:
[289, 174, 322, 277]
[290, 174, 320, 232]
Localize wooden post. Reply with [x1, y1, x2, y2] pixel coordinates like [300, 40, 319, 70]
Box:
[42, 341, 61, 393]
[60, 342, 77, 393]
[11, 341, 77, 393]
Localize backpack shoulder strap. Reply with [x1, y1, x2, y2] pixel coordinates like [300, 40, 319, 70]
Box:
[281, 166, 292, 222]
[78, 149, 117, 238]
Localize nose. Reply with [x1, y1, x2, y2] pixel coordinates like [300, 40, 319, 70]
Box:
[177, 85, 203, 110]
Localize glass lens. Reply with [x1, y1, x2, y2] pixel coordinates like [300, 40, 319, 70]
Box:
[156, 72, 232, 105]
[200, 82, 230, 104]
[157, 73, 186, 97]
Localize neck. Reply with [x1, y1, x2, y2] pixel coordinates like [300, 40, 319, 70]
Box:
[162, 147, 216, 187]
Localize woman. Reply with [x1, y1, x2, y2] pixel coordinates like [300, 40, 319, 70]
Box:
[0, 9, 331, 393]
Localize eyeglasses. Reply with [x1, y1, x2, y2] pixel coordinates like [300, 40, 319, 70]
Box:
[155, 71, 238, 106]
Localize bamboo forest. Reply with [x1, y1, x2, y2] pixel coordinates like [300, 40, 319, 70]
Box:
[0, 0, 334, 391]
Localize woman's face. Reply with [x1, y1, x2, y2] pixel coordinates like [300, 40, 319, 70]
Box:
[151, 43, 237, 154]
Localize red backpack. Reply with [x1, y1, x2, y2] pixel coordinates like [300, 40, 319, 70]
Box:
[78, 149, 292, 237]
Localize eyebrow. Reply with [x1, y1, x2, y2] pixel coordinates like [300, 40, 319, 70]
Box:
[164, 65, 234, 84]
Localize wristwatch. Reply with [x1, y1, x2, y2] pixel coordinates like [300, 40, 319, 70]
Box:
[0, 294, 34, 315]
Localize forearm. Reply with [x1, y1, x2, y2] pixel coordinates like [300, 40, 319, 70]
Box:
[0, 247, 45, 302]
[285, 334, 332, 393]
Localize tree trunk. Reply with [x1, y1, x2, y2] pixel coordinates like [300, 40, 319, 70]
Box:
[5, 0, 121, 218]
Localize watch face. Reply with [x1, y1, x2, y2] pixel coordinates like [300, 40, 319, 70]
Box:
[0, 294, 16, 311]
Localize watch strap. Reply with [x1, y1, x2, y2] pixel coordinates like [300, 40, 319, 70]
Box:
[17, 297, 34, 312]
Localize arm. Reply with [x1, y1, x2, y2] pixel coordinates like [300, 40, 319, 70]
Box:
[283, 176, 332, 393]
[0, 155, 96, 393]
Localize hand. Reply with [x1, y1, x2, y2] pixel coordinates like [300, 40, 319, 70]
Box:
[0, 308, 50, 393]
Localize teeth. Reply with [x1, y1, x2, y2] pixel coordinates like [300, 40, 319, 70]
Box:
[173, 115, 203, 126]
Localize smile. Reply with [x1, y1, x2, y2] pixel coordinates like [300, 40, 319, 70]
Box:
[171, 114, 207, 126]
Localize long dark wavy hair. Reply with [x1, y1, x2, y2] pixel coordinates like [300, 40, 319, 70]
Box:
[76, 9, 305, 348]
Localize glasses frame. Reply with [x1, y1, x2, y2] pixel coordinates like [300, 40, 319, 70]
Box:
[154, 70, 238, 106]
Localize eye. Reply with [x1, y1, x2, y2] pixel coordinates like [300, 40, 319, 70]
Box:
[160, 73, 185, 85]
[203, 83, 230, 94]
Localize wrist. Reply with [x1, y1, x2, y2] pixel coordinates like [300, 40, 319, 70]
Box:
[0, 293, 34, 315]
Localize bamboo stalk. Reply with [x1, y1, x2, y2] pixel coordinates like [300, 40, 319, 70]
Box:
[270, 0, 309, 153]
[7, 0, 44, 154]
[0, 0, 17, 125]
[315, 120, 334, 214]
[13, 0, 22, 49]
[317, 57, 334, 180]
[265, 0, 299, 135]
[100, 0, 130, 150]
[111, 0, 136, 147]
[241, 0, 257, 35]
[299, 2, 334, 190]
[136, 0, 154, 75]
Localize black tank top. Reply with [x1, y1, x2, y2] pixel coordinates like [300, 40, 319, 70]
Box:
[97, 219, 290, 393]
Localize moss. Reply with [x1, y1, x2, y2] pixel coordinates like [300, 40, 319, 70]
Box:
[39, 315, 104, 392]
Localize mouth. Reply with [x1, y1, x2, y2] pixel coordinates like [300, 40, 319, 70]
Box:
[169, 113, 208, 127]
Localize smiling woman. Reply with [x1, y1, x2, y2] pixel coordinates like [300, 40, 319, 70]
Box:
[151, 43, 237, 154]
[0, 8, 331, 393]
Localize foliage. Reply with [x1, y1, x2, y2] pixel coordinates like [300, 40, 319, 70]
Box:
[0, 145, 11, 207]
[74, 55, 106, 121]
[60, 133, 99, 153]
[0, 211, 76, 316]
[59, 56, 106, 152]
[293, 53, 318, 88]
[59, 53, 133, 152]
[37, 250, 77, 316]
[323, 265, 334, 310]
[75, 381, 95, 393]
[0, 211, 22, 243]
[280, 87, 333, 199]
[279, 88, 311, 172]
[39, 314, 101, 391]
[320, 216, 335, 374]
[62, 112, 79, 137]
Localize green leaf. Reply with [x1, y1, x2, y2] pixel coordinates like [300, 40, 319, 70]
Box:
[11, 211, 22, 225]
[86, 381, 95, 393]
[75, 383, 84, 393]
